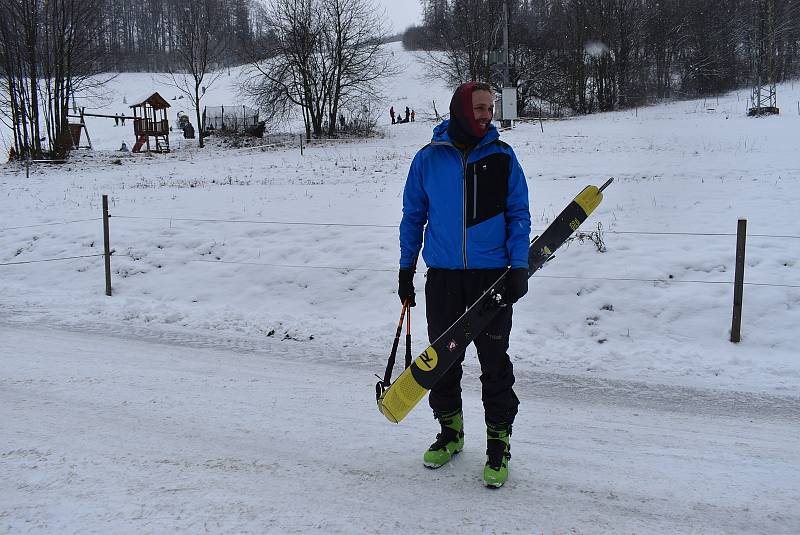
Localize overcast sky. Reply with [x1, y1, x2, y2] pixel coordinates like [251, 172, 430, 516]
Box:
[376, 0, 424, 33]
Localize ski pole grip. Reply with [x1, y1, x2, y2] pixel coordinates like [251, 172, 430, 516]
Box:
[599, 177, 614, 192]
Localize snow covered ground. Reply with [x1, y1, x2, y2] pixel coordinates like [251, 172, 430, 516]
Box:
[2, 42, 800, 532]
[2, 324, 798, 533]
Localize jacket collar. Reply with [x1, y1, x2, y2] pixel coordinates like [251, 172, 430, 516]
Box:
[431, 119, 499, 149]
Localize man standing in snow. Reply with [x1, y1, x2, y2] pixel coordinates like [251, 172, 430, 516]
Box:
[398, 82, 530, 488]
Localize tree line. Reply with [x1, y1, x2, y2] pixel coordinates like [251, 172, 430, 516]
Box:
[404, 0, 800, 116]
[86, 0, 255, 72]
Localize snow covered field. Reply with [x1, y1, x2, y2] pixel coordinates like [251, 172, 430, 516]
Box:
[2, 42, 800, 533]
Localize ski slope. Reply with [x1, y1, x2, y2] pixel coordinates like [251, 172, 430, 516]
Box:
[2, 41, 800, 532]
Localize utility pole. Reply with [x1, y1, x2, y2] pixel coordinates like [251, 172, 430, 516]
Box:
[749, 0, 779, 116]
[500, 0, 515, 128]
[502, 0, 510, 89]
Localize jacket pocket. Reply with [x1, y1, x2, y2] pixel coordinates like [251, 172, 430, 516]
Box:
[466, 153, 509, 228]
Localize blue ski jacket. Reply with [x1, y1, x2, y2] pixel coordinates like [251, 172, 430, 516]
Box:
[400, 120, 530, 270]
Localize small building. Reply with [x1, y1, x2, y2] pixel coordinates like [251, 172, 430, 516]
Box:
[129, 92, 171, 153]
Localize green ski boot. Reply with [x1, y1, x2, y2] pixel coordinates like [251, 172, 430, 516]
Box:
[423, 410, 464, 468]
[483, 424, 511, 488]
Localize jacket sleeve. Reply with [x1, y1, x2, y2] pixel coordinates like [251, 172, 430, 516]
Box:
[504, 148, 531, 269]
[399, 150, 428, 269]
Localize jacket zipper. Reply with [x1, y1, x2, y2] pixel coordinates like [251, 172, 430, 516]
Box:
[461, 151, 469, 269]
[434, 140, 478, 270]
[473, 166, 478, 219]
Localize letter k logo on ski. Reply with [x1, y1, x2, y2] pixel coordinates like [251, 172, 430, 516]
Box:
[416, 347, 438, 371]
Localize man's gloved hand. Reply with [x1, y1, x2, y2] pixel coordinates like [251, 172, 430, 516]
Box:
[502, 268, 529, 304]
[398, 268, 416, 306]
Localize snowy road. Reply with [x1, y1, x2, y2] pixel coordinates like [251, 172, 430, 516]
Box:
[1, 324, 799, 534]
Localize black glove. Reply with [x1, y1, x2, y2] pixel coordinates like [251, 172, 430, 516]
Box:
[502, 268, 529, 304]
[398, 268, 416, 306]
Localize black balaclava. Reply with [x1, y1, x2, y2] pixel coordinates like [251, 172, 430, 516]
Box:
[447, 81, 488, 147]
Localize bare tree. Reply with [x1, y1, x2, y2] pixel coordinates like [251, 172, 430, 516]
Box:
[322, 0, 390, 136]
[0, 0, 43, 159]
[0, 0, 106, 159]
[163, 0, 226, 148]
[241, 0, 318, 139]
[42, 0, 110, 157]
[418, 0, 504, 87]
[243, 0, 389, 140]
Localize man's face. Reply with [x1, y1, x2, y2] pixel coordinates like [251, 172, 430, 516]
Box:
[472, 90, 494, 132]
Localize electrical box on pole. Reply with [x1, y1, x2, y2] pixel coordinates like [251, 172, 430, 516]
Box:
[501, 87, 517, 121]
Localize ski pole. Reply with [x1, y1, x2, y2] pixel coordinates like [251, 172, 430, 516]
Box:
[404, 304, 412, 369]
[375, 301, 408, 401]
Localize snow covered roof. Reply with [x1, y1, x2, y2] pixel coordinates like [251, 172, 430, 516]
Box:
[128, 92, 171, 109]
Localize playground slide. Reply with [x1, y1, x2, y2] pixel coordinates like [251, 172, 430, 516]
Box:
[131, 135, 147, 153]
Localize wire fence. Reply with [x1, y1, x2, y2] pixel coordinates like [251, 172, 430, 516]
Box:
[96, 214, 800, 240]
[186, 256, 800, 288]
[2, 211, 799, 289]
[109, 215, 398, 229]
[1, 218, 102, 231]
[5, 214, 800, 240]
[0, 253, 105, 266]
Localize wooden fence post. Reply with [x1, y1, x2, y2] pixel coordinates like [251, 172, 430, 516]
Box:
[730, 219, 746, 342]
[102, 194, 112, 296]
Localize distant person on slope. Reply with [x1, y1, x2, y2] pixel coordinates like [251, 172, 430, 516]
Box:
[397, 81, 531, 488]
[390, 106, 396, 125]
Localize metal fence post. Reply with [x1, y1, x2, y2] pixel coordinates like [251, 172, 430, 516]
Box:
[102, 194, 112, 296]
[730, 219, 746, 342]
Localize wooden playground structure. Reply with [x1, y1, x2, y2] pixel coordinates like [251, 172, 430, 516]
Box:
[67, 91, 171, 154]
[129, 92, 171, 153]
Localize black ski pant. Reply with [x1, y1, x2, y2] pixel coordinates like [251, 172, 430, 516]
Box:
[425, 268, 520, 427]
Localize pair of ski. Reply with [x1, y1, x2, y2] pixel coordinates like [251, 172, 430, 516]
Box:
[376, 179, 613, 423]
